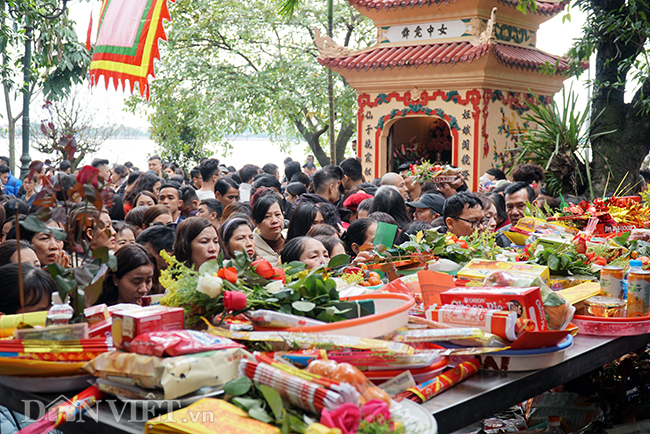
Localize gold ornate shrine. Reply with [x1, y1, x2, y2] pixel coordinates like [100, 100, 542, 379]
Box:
[317, 0, 570, 189]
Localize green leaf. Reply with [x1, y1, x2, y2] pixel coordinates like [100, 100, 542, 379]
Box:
[327, 254, 350, 269]
[248, 406, 274, 423]
[198, 259, 221, 276]
[84, 276, 105, 307]
[257, 384, 283, 422]
[107, 253, 118, 271]
[292, 301, 316, 312]
[20, 215, 66, 241]
[223, 377, 251, 396]
[548, 254, 560, 270]
[233, 397, 264, 411]
[54, 275, 77, 301]
[92, 246, 110, 262]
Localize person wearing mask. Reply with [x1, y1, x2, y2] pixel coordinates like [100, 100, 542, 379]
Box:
[197, 199, 224, 229]
[443, 192, 485, 237]
[238, 164, 259, 202]
[407, 193, 445, 224]
[502, 181, 535, 230]
[158, 182, 184, 225]
[280, 236, 329, 269]
[196, 158, 221, 201]
[252, 194, 285, 266]
[174, 218, 219, 270]
[380, 172, 409, 201]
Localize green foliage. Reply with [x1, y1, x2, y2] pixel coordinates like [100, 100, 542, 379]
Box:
[508, 87, 613, 199]
[129, 0, 374, 166]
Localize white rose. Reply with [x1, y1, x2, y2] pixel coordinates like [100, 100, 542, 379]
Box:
[196, 274, 223, 298]
[265, 280, 285, 294]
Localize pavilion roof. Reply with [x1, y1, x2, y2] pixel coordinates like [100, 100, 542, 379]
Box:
[348, 0, 567, 16]
[318, 41, 570, 73]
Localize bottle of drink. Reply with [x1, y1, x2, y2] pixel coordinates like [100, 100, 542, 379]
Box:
[46, 292, 74, 326]
[623, 260, 643, 300]
[545, 416, 565, 434]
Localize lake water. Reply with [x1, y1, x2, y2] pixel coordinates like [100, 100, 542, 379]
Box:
[4, 136, 313, 173]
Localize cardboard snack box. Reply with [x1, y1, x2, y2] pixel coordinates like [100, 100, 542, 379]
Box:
[440, 286, 547, 331]
[112, 306, 185, 351]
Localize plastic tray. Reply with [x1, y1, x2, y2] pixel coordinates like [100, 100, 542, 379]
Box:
[254, 293, 415, 338]
[461, 335, 573, 372]
[572, 314, 650, 336]
[366, 357, 448, 384]
[0, 374, 92, 393]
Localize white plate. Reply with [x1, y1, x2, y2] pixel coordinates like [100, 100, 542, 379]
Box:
[395, 399, 438, 434]
[0, 374, 92, 393]
[116, 385, 224, 409]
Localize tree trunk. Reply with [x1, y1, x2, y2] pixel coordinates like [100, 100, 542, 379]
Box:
[590, 24, 650, 196]
[335, 121, 354, 163]
[294, 120, 330, 166]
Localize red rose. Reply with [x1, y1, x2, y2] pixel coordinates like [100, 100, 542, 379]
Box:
[76, 166, 100, 188]
[270, 267, 286, 283]
[252, 259, 274, 279]
[223, 291, 247, 312]
[217, 267, 238, 284]
[320, 403, 361, 434]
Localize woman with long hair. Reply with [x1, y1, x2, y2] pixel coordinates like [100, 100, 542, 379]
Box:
[174, 218, 219, 270]
[252, 193, 285, 266]
[280, 236, 329, 269]
[96, 244, 158, 305]
[286, 203, 323, 240]
[141, 205, 173, 229]
[369, 185, 410, 229]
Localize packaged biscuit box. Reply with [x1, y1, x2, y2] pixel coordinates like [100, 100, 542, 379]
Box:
[457, 259, 550, 284]
[112, 306, 185, 351]
[439, 286, 547, 331]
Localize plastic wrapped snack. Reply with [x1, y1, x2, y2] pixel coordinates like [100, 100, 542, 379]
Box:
[426, 305, 519, 341]
[391, 328, 508, 347]
[83, 347, 252, 399]
[244, 310, 326, 328]
[129, 330, 244, 357]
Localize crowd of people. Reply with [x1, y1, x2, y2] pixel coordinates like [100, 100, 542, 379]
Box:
[0, 152, 561, 317]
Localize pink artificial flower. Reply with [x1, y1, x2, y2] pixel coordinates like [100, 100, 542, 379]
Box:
[361, 399, 391, 424]
[320, 403, 361, 434]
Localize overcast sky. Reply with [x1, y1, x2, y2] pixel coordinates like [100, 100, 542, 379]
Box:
[65, 0, 592, 128]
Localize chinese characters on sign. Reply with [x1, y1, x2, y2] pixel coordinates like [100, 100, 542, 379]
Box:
[386, 20, 467, 43]
[462, 140, 470, 150]
[461, 154, 470, 165]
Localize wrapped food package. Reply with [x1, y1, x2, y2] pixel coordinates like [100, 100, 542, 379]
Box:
[425, 305, 520, 341]
[244, 310, 326, 328]
[440, 286, 548, 331]
[83, 348, 252, 399]
[129, 330, 244, 357]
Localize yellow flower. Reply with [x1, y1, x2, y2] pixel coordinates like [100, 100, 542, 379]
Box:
[305, 423, 342, 434]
